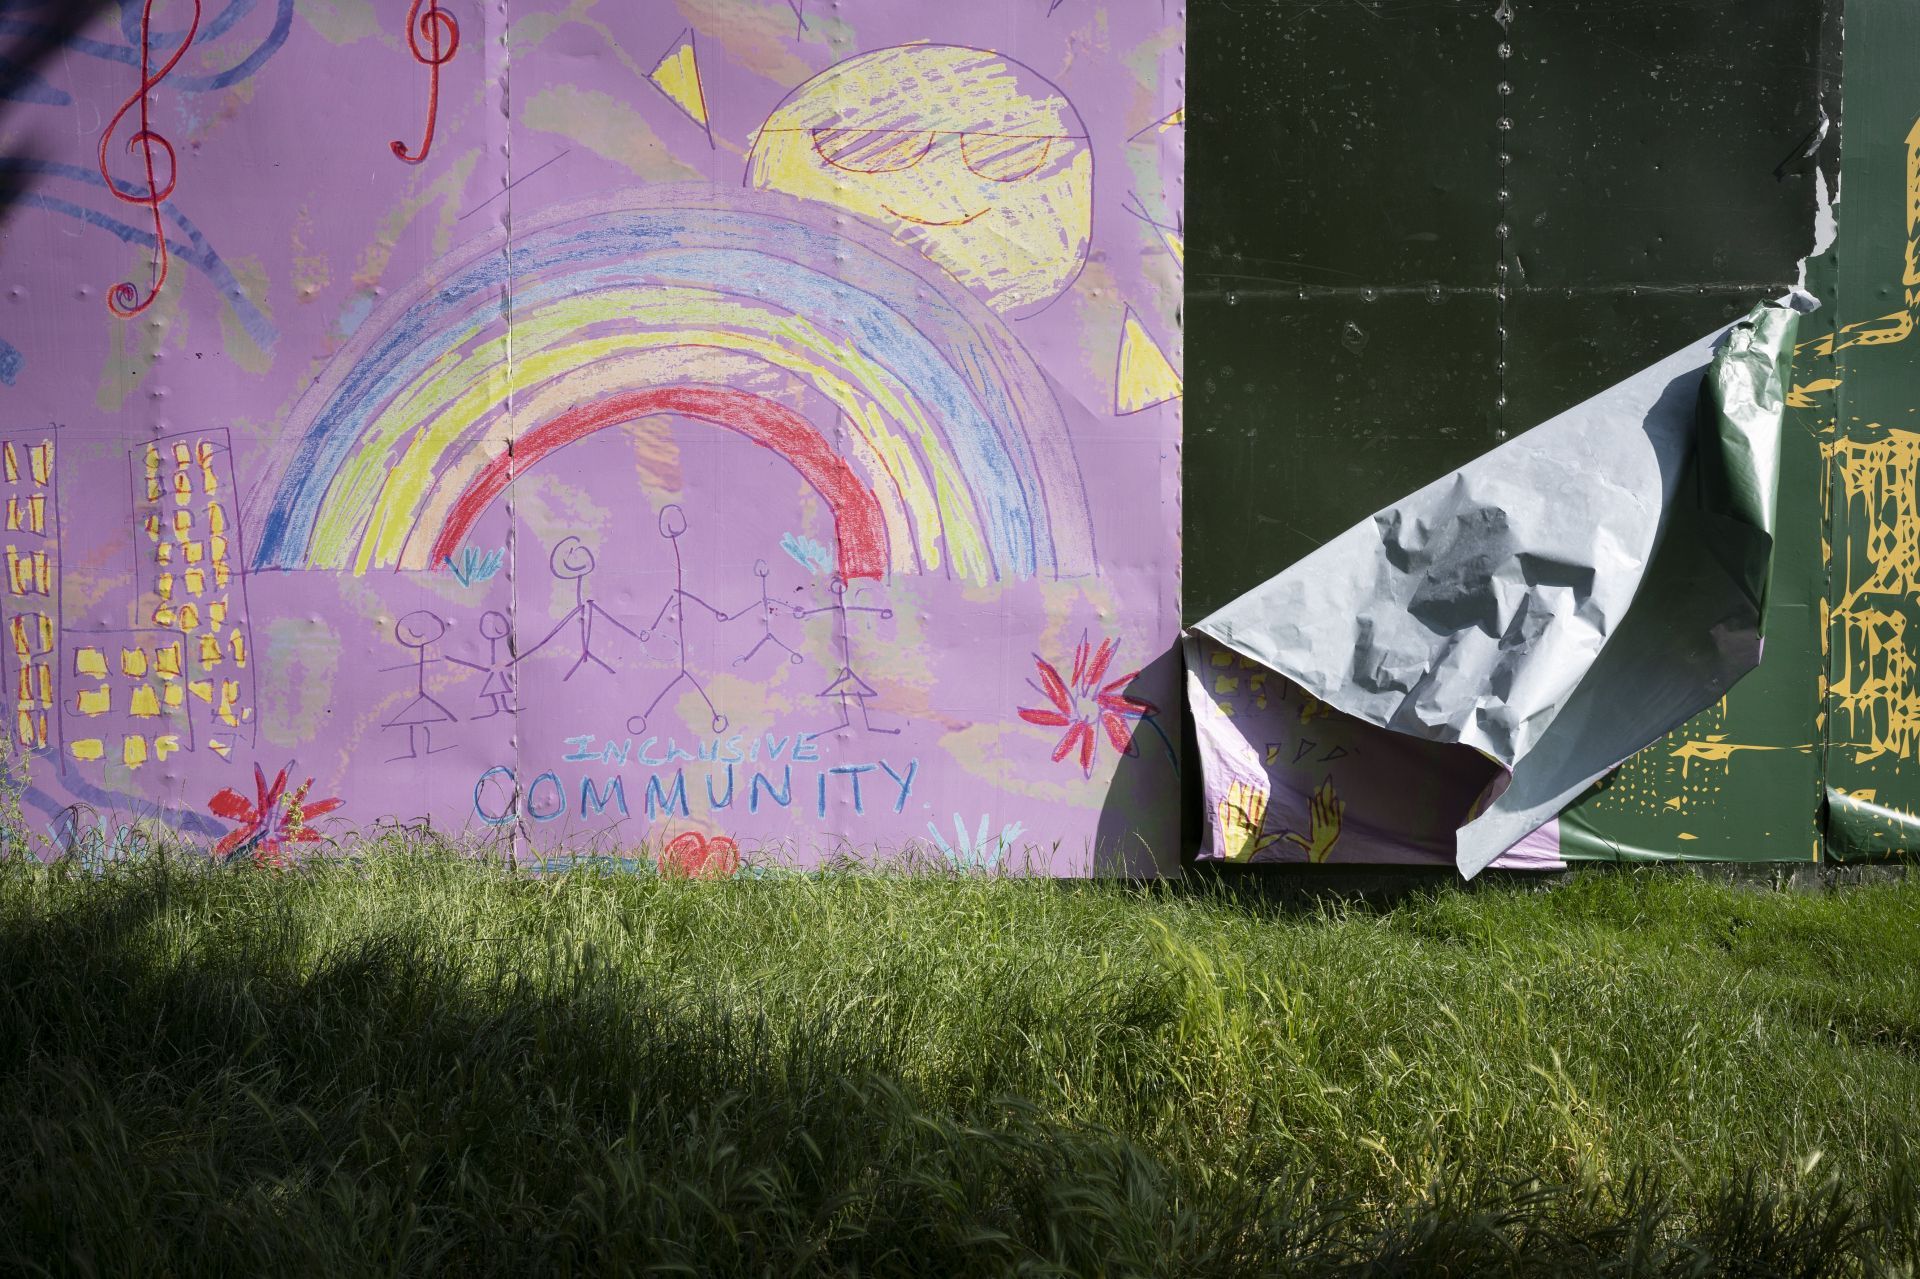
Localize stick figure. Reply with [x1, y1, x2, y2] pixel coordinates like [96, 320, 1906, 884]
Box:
[445, 609, 515, 718]
[628, 504, 729, 735]
[797, 574, 899, 735]
[516, 537, 640, 679]
[732, 559, 807, 668]
[382, 610, 459, 760]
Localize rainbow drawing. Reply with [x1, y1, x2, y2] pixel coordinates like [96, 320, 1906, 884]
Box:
[247, 188, 1096, 584]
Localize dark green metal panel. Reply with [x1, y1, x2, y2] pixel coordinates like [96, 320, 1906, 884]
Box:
[1185, 0, 1501, 621]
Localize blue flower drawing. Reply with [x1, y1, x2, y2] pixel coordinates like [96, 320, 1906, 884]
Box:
[780, 532, 832, 575]
[928, 813, 1026, 873]
[445, 545, 505, 586]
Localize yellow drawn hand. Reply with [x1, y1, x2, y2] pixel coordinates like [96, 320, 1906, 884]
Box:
[1283, 777, 1345, 864]
[1215, 779, 1279, 862]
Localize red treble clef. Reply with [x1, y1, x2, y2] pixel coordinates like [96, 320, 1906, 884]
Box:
[393, 0, 460, 164]
[98, 0, 200, 318]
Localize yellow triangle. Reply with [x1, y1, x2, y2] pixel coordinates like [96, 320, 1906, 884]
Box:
[1130, 105, 1185, 144]
[649, 32, 708, 129]
[1160, 226, 1184, 267]
[1116, 308, 1181, 414]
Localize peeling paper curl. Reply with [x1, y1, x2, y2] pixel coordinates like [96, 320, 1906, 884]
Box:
[1189, 297, 1806, 878]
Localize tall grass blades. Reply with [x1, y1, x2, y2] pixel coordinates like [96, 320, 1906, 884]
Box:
[0, 853, 1914, 1274]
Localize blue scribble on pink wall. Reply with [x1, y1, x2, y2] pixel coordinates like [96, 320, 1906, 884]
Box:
[780, 532, 831, 574]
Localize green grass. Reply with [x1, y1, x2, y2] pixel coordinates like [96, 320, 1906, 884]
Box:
[0, 844, 1916, 1275]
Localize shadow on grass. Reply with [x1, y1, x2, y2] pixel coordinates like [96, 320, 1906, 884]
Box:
[0, 860, 1914, 1276]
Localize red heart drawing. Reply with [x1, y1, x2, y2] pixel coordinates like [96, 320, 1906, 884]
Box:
[659, 832, 741, 879]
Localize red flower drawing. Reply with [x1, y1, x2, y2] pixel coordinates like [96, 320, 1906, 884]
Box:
[658, 831, 741, 879]
[1018, 635, 1156, 777]
[208, 764, 342, 867]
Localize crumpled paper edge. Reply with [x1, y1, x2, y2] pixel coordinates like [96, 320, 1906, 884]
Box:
[1189, 297, 1804, 878]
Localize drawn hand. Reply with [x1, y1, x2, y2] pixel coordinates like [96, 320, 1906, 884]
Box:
[1214, 779, 1272, 863]
[1282, 777, 1344, 864]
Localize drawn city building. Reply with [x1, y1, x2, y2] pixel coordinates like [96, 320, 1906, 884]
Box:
[0, 434, 57, 756]
[54, 429, 260, 774]
[129, 430, 257, 759]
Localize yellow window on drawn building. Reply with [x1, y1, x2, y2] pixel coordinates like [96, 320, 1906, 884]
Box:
[7, 493, 48, 535]
[121, 648, 149, 678]
[76, 686, 110, 716]
[122, 735, 148, 768]
[155, 644, 181, 678]
[172, 442, 191, 467]
[29, 443, 51, 486]
[129, 685, 160, 718]
[68, 738, 103, 762]
[154, 734, 180, 761]
[74, 647, 106, 678]
[7, 548, 44, 596]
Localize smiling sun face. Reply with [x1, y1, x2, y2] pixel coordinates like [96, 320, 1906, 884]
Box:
[747, 44, 1092, 317]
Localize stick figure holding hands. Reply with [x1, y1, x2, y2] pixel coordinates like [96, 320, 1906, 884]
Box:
[516, 537, 641, 679]
[797, 574, 899, 735]
[382, 610, 461, 760]
[629, 504, 729, 735]
[732, 558, 807, 668]
[445, 609, 516, 718]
